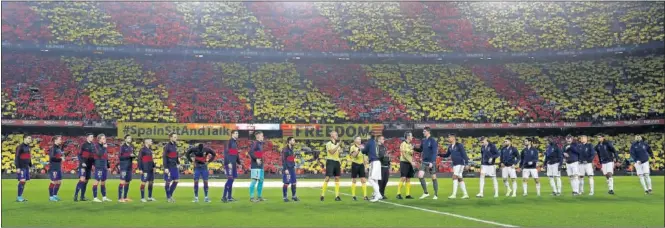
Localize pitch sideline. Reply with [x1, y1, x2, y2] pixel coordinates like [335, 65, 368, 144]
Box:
[153, 180, 418, 188]
[325, 189, 519, 228]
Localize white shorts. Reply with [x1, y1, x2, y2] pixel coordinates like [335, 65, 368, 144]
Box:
[522, 168, 539, 179]
[578, 163, 594, 176]
[452, 165, 465, 177]
[480, 165, 496, 177]
[501, 166, 517, 179]
[546, 163, 560, 177]
[601, 162, 614, 175]
[566, 162, 579, 176]
[369, 161, 382, 180]
[635, 162, 650, 175]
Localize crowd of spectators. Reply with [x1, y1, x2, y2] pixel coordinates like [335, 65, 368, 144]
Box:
[300, 64, 410, 123]
[62, 57, 175, 122]
[2, 54, 663, 123]
[458, 2, 664, 52]
[2, 55, 98, 120]
[3, 133, 662, 176]
[249, 63, 345, 123]
[506, 55, 664, 122]
[143, 60, 252, 123]
[3, 2, 662, 53]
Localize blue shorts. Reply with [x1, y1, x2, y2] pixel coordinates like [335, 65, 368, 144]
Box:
[49, 170, 62, 181]
[120, 170, 132, 182]
[282, 167, 296, 184]
[78, 167, 92, 179]
[193, 167, 209, 181]
[163, 167, 179, 181]
[16, 168, 30, 181]
[95, 168, 108, 181]
[141, 170, 155, 182]
[225, 163, 238, 179]
[250, 168, 264, 180]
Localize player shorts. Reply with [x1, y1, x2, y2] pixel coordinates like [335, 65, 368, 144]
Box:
[251, 168, 265, 180]
[351, 163, 367, 178]
[193, 167, 209, 181]
[368, 161, 382, 181]
[282, 167, 296, 184]
[634, 161, 650, 175]
[141, 170, 155, 182]
[452, 165, 465, 177]
[225, 163, 238, 179]
[419, 162, 436, 176]
[578, 163, 594, 176]
[601, 162, 614, 175]
[522, 168, 538, 179]
[566, 162, 579, 176]
[16, 167, 30, 181]
[399, 162, 415, 178]
[480, 165, 496, 177]
[163, 167, 179, 181]
[78, 166, 92, 179]
[501, 166, 517, 179]
[325, 160, 341, 177]
[546, 163, 561, 177]
[95, 168, 108, 181]
[49, 170, 62, 181]
[120, 170, 132, 182]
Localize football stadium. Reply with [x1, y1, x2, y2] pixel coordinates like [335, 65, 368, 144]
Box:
[1, 2, 664, 227]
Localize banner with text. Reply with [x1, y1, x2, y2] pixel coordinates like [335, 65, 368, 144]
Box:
[282, 124, 384, 140]
[1, 119, 84, 127]
[117, 122, 242, 140]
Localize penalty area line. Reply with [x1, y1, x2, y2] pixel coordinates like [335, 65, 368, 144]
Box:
[320, 188, 519, 227]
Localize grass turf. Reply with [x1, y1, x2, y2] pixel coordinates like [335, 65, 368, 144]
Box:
[1, 176, 663, 227]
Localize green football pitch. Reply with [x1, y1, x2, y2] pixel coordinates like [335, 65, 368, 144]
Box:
[2, 176, 663, 227]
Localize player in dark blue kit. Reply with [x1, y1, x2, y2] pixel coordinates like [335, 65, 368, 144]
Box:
[186, 143, 216, 203]
[281, 137, 300, 202]
[595, 134, 618, 195]
[92, 134, 111, 202]
[74, 133, 95, 201]
[15, 135, 32, 202]
[139, 138, 157, 202]
[48, 135, 65, 202]
[563, 135, 581, 196]
[223, 130, 242, 203]
[630, 135, 654, 194]
[164, 133, 180, 203]
[118, 135, 136, 203]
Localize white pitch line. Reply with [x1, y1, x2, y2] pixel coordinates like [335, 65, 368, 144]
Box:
[326, 189, 519, 228]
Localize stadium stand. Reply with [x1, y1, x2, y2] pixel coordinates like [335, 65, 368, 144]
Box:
[62, 57, 175, 122]
[401, 64, 518, 122]
[1, 2, 52, 43]
[247, 2, 350, 52]
[175, 2, 278, 49]
[99, 2, 199, 47]
[1, 92, 17, 118]
[143, 60, 252, 123]
[298, 64, 410, 123]
[249, 63, 345, 123]
[32, 1, 123, 45]
[1, 54, 98, 120]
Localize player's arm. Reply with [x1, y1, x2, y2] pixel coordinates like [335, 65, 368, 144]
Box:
[490, 144, 500, 159]
[513, 148, 520, 166]
[185, 148, 195, 163]
[14, 145, 21, 168]
[206, 148, 216, 162]
[327, 142, 339, 156]
[281, 147, 287, 167]
[361, 140, 371, 155]
[519, 149, 525, 168]
[163, 145, 169, 171]
[607, 143, 618, 162]
[249, 142, 258, 161]
[49, 147, 61, 163]
[646, 144, 654, 159]
[138, 149, 144, 172]
[460, 144, 469, 166]
[588, 145, 596, 162]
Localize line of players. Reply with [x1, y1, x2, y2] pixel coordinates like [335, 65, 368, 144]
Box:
[13, 127, 655, 203]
